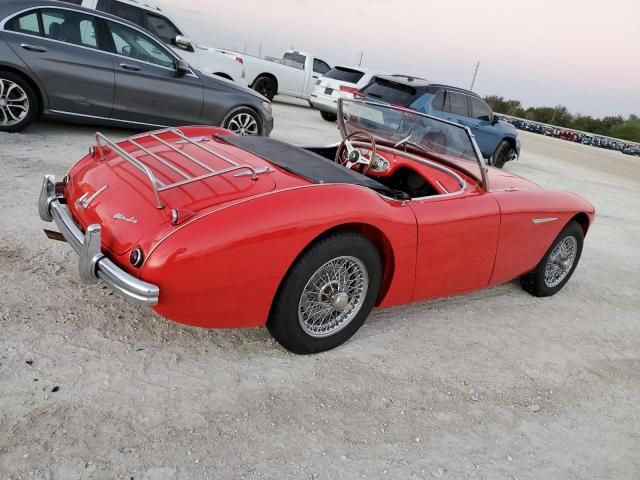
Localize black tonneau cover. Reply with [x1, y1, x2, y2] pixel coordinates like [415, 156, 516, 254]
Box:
[217, 135, 394, 196]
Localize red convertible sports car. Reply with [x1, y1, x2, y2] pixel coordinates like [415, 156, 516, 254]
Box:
[38, 100, 595, 354]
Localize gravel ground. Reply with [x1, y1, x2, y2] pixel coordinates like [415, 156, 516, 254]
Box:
[1, 97, 639, 480]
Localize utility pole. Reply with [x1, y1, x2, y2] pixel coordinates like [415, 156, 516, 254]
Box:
[470, 61, 480, 91]
[358, 51, 364, 67]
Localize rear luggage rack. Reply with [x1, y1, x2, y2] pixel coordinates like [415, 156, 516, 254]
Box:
[94, 128, 264, 209]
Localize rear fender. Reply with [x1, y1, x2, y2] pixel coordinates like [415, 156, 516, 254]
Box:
[141, 184, 417, 328]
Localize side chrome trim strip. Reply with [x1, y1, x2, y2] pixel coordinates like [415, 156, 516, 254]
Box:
[49, 109, 167, 128]
[531, 217, 559, 224]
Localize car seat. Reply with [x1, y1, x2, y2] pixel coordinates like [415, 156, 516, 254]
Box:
[48, 22, 62, 40]
[60, 21, 81, 44]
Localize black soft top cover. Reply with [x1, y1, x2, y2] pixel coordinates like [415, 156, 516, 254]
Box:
[218, 135, 394, 195]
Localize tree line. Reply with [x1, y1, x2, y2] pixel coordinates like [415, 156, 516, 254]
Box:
[484, 95, 640, 142]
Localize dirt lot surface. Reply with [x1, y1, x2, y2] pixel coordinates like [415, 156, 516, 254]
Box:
[1, 97, 639, 480]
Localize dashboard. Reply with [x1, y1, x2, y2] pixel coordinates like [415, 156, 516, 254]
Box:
[353, 147, 468, 197]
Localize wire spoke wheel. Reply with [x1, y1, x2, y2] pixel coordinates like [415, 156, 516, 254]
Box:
[544, 236, 578, 288]
[227, 112, 259, 136]
[298, 256, 369, 338]
[0, 78, 30, 127]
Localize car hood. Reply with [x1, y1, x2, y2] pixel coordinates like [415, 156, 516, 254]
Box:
[197, 67, 268, 101]
[487, 167, 541, 191]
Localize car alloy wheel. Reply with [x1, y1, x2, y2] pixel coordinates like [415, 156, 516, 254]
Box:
[227, 112, 259, 136]
[298, 256, 369, 338]
[0, 79, 29, 127]
[544, 235, 578, 288]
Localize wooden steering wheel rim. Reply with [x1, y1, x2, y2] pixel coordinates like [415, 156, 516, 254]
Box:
[335, 130, 377, 174]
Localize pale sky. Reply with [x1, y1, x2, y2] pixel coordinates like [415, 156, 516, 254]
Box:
[156, 0, 640, 118]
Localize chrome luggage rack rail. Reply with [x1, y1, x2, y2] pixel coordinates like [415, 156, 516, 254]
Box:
[94, 128, 264, 209]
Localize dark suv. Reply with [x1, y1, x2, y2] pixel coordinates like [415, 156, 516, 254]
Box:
[360, 76, 521, 168]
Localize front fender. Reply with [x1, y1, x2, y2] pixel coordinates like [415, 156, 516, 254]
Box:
[490, 189, 595, 285]
[141, 184, 417, 328]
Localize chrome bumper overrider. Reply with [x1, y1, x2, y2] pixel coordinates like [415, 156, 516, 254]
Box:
[38, 175, 160, 306]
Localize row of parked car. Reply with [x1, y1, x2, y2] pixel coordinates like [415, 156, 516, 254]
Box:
[0, 0, 523, 168]
[508, 119, 640, 157]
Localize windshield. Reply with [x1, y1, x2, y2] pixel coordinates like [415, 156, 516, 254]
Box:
[338, 99, 488, 187]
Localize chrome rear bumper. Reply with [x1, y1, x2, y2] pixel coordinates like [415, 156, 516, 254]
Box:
[38, 175, 160, 306]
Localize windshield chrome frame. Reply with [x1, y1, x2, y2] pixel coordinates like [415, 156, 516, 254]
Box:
[337, 98, 490, 192]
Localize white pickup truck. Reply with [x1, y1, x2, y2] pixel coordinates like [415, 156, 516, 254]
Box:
[216, 50, 332, 101]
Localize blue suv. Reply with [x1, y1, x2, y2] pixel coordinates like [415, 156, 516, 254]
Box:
[360, 76, 521, 168]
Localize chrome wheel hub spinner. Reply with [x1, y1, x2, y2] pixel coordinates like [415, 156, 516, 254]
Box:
[544, 236, 578, 288]
[298, 256, 369, 338]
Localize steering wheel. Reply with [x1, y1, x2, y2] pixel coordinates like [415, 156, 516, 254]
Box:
[335, 130, 377, 174]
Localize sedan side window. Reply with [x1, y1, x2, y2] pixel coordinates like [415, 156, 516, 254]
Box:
[448, 92, 469, 116]
[470, 97, 493, 122]
[41, 9, 98, 48]
[5, 12, 41, 36]
[107, 21, 175, 69]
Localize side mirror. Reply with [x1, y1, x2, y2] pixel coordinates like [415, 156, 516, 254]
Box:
[175, 58, 190, 75]
[491, 115, 500, 125]
[174, 35, 193, 50]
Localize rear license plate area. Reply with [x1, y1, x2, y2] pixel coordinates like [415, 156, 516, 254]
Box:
[324, 87, 333, 95]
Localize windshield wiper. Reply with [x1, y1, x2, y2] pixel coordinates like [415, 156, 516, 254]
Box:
[402, 140, 432, 155]
[394, 133, 413, 149]
[394, 133, 432, 155]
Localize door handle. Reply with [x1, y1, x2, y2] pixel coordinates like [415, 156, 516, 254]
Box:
[21, 43, 47, 53]
[120, 63, 141, 72]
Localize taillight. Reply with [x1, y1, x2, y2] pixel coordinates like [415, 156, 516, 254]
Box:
[339, 85, 360, 95]
[130, 248, 144, 268]
[315, 79, 321, 85]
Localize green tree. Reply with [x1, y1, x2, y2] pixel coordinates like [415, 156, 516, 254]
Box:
[610, 119, 640, 142]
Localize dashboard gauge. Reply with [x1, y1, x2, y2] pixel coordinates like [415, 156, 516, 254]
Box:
[369, 153, 390, 172]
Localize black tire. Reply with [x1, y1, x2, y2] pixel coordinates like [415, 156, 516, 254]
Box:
[268, 232, 382, 354]
[252, 76, 276, 101]
[492, 140, 516, 168]
[0, 71, 39, 133]
[320, 111, 337, 122]
[520, 220, 584, 297]
[222, 106, 262, 136]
